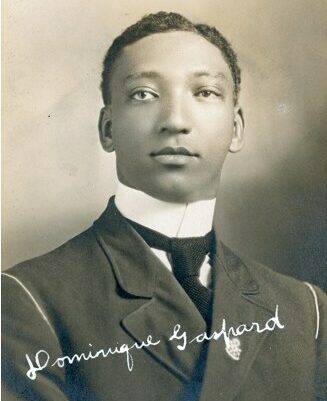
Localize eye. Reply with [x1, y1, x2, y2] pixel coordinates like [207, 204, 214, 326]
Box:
[130, 89, 158, 101]
[195, 89, 221, 99]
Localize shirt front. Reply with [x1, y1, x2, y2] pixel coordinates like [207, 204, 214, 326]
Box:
[115, 182, 216, 287]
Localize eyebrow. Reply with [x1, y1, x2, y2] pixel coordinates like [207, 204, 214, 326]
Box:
[124, 70, 228, 83]
[124, 71, 162, 83]
[191, 71, 228, 81]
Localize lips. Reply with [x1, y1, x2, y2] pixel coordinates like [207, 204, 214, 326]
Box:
[151, 146, 197, 157]
[150, 146, 198, 166]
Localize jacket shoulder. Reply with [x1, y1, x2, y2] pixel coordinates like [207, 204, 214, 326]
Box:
[2, 224, 114, 301]
[222, 242, 324, 295]
[5, 227, 95, 276]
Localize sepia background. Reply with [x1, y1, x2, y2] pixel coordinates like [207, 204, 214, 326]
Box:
[2, 0, 327, 290]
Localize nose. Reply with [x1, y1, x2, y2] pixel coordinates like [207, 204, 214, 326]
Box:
[158, 92, 192, 135]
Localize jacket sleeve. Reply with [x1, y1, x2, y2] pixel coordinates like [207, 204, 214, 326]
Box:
[2, 273, 69, 401]
[313, 285, 327, 401]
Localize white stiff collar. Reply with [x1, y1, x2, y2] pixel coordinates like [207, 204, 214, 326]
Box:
[115, 182, 216, 238]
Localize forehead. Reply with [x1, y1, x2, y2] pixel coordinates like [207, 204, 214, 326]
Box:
[110, 31, 233, 85]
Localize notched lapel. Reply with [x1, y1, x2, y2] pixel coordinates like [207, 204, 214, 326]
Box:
[94, 198, 206, 381]
[200, 245, 279, 401]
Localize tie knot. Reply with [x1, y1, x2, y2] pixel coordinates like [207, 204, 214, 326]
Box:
[170, 232, 215, 279]
[126, 217, 215, 279]
[169, 235, 209, 253]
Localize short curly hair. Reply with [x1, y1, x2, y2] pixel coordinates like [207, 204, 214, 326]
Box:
[101, 12, 241, 105]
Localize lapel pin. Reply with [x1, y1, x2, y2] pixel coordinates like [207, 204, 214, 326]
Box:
[225, 338, 242, 361]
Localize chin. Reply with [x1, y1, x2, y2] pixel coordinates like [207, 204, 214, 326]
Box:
[146, 183, 216, 204]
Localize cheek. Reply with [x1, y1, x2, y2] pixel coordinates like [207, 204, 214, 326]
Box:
[196, 114, 234, 167]
[111, 118, 154, 173]
[200, 115, 234, 149]
[194, 103, 234, 128]
[111, 108, 155, 147]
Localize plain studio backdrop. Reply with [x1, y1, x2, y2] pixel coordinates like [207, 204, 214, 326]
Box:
[2, 0, 327, 290]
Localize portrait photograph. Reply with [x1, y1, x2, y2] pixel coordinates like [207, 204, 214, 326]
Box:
[2, 1, 327, 400]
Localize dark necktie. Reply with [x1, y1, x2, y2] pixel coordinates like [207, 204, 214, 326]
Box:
[126, 218, 216, 326]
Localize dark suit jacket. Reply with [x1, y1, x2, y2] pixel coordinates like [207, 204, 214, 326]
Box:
[2, 198, 327, 401]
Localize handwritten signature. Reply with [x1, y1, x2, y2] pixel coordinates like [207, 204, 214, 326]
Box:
[26, 304, 284, 380]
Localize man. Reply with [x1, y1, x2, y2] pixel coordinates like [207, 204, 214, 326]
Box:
[2, 12, 326, 401]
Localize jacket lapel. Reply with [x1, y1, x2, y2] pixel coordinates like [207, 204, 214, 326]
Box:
[122, 264, 207, 381]
[199, 243, 278, 401]
[93, 198, 206, 381]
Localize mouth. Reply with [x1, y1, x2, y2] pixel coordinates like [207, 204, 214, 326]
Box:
[150, 147, 199, 166]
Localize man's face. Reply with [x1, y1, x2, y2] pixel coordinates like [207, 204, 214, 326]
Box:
[100, 31, 244, 203]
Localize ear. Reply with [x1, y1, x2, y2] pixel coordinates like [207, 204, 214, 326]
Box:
[98, 106, 115, 153]
[229, 107, 244, 153]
